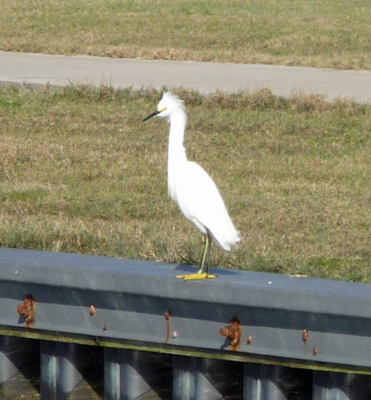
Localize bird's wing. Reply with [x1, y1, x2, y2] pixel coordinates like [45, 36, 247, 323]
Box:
[173, 162, 239, 250]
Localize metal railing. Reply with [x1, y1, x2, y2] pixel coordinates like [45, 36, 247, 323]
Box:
[1, 247, 371, 399]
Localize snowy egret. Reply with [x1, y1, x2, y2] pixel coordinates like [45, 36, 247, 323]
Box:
[143, 92, 240, 280]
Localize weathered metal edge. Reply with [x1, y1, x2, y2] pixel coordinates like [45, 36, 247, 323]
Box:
[1, 325, 371, 377]
[1, 248, 371, 318]
[2, 248, 371, 372]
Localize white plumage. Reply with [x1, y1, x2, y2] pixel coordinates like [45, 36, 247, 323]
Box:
[143, 92, 240, 279]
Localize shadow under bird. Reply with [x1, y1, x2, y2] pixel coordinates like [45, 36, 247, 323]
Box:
[143, 92, 240, 280]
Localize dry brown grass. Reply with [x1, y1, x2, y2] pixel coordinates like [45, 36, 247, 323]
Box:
[0, 0, 370, 70]
[1, 86, 371, 281]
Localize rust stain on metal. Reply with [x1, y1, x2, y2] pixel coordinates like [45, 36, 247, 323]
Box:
[90, 305, 96, 316]
[165, 310, 171, 344]
[220, 317, 242, 352]
[17, 295, 36, 328]
[302, 329, 308, 344]
[247, 336, 253, 345]
[313, 348, 319, 356]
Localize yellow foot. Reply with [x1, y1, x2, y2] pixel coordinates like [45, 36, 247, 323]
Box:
[176, 272, 217, 280]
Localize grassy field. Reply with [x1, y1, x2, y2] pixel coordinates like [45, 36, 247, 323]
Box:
[1, 86, 371, 282]
[0, 0, 370, 70]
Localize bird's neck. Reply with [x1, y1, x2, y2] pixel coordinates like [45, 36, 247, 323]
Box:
[168, 110, 188, 196]
[168, 110, 188, 165]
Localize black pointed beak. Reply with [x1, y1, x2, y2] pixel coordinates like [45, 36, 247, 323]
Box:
[143, 110, 161, 122]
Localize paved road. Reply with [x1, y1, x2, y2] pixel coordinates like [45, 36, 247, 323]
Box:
[1, 51, 371, 103]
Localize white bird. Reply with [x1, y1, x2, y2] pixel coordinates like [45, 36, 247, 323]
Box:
[143, 92, 240, 280]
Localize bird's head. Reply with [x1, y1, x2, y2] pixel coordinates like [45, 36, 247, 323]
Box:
[143, 91, 185, 122]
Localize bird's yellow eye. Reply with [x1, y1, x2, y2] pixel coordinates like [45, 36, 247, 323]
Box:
[160, 107, 167, 112]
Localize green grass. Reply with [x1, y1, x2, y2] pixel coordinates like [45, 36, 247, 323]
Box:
[1, 86, 371, 282]
[0, 0, 370, 70]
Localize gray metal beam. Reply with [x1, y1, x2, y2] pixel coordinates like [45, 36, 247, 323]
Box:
[0, 336, 40, 397]
[104, 348, 172, 400]
[312, 371, 371, 400]
[1, 248, 371, 373]
[40, 341, 85, 400]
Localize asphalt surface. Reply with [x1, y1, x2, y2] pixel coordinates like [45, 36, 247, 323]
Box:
[1, 51, 371, 103]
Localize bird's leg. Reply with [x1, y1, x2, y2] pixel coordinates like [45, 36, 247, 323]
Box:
[204, 231, 213, 275]
[176, 232, 216, 280]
